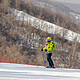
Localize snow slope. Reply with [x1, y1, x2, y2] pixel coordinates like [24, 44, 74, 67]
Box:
[9, 8, 80, 43]
[0, 63, 80, 80]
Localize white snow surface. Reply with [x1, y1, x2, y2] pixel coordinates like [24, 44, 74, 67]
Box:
[0, 63, 80, 80]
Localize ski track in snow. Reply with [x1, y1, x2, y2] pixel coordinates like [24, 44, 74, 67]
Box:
[0, 63, 80, 80]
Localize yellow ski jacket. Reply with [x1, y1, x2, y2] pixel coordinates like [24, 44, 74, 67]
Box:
[43, 41, 55, 52]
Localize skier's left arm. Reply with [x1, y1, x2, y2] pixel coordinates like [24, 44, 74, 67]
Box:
[43, 43, 47, 51]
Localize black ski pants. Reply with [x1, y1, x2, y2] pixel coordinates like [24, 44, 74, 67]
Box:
[47, 53, 54, 67]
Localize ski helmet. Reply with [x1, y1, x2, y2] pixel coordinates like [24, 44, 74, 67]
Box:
[47, 37, 51, 42]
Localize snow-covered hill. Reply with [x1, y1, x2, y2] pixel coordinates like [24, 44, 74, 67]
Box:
[9, 8, 80, 43]
[0, 63, 80, 80]
[22, 0, 80, 24]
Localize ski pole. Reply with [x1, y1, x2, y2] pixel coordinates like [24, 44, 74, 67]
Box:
[42, 51, 45, 65]
[46, 52, 53, 67]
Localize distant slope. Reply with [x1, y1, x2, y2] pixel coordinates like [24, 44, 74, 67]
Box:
[0, 63, 80, 80]
[34, 0, 74, 15]
[10, 8, 80, 43]
[64, 3, 80, 13]
[23, 0, 80, 24]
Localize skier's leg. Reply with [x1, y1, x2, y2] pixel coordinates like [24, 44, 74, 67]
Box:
[47, 54, 50, 66]
[49, 53, 54, 67]
[47, 53, 53, 67]
[50, 53, 55, 68]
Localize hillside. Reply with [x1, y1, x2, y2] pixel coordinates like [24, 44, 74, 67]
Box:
[64, 3, 80, 13]
[0, 63, 80, 80]
[20, 0, 80, 33]
[23, 0, 80, 25]
[0, 0, 80, 69]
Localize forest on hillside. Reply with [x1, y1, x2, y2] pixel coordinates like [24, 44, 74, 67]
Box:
[0, 0, 80, 68]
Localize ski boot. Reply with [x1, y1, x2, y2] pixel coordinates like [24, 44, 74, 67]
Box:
[46, 66, 52, 68]
[46, 66, 55, 68]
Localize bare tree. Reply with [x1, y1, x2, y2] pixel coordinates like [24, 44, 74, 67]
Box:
[15, 0, 21, 10]
[1, 0, 10, 12]
[69, 38, 79, 68]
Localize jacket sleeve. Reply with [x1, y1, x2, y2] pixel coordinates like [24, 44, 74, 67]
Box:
[43, 43, 47, 51]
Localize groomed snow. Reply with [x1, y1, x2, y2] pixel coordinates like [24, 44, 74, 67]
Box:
[0, 63, 80, 80]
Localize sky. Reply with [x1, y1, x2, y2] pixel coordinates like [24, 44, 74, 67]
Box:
[54, 0, 80, 4]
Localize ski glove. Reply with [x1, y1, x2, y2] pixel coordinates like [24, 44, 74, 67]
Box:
[41, 49, 43, 51]
[45, 49, 47, 52]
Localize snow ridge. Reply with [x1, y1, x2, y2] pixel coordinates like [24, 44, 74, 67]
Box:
[9, 8, 80, 43]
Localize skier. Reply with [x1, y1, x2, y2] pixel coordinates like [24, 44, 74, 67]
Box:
[41, 37, 55, 68]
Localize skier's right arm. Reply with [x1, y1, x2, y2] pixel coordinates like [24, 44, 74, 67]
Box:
[43, 43, 47, 51]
